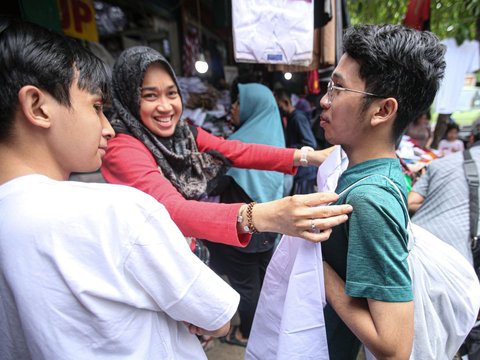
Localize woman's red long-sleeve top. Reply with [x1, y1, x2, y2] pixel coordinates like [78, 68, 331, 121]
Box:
[101, 128, 297, 246]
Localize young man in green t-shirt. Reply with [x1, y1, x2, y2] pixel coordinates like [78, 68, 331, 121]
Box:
[320, 24, 446, 359]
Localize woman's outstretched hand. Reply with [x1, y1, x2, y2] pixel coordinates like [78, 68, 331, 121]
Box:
[253, 192, 352, 242]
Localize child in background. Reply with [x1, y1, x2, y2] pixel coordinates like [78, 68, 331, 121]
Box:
[438, 122, 464, 156]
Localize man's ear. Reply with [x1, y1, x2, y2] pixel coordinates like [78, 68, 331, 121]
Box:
[371, 97, 398, 127]
[17, 85, 52, 129]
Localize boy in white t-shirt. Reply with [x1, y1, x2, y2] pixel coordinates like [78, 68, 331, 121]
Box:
[0, 20, 239, 359]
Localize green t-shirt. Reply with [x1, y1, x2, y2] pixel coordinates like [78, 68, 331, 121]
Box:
[322, 158, 413, 302]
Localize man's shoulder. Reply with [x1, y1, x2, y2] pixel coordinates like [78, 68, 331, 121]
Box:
[430, 151, 463, 169]
[3, 176, 163, 220]
[340, 171, 407, 216]
[65, 180, 163, 211]
[346, 182, 403, 208]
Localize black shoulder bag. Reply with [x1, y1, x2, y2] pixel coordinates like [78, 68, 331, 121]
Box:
[463, 149, 480, 279]
[461, 149, 480, 360]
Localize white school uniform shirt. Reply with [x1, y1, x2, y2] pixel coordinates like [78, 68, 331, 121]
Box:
[434, 38, 479, 114]
[232, 0, 314, 65]
[0, 175, 239, 360]
[246, 146, 348, 360]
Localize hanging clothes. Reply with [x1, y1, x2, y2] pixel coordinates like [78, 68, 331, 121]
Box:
[182, 26, 199, 77]
[307, 69, 320, 94]
[434, 38, 480, 115]
[266, 0, 349, 72]
[318, 0, 336, 68]
[403, 0, 431, 31]
[232, 0, 314, 65]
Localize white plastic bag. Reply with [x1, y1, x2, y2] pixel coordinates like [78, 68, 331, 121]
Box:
[407, 223, 480, 359]
[356, 175, 480, 359]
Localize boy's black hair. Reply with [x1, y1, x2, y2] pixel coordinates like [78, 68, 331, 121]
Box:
[343, 24, 446, 142]
[0, 19, 110, 142]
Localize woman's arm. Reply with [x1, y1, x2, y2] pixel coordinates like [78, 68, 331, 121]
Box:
[101, 134, 249, 246]
[102, 134, 352, 244]
[196, 127, 336, 170]
[196, 127, 297, 173]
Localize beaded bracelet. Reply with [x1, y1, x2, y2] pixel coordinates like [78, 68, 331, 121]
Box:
[246, 202, 259, 234]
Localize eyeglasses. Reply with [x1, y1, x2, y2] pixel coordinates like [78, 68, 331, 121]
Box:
[326, 80, 385, 105]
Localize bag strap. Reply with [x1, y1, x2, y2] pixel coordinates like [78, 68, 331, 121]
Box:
[463, 149, 479, 250]
[337, 174, 414, 250]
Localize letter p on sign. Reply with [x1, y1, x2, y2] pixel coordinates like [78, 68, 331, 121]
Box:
[59, 0, 99, 42]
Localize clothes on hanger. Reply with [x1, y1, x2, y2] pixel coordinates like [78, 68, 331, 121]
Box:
[232, 0, 314, 65]
[434, 38, 479, 114]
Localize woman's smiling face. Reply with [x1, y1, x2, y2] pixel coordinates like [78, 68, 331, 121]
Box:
[139, 63, 182, 138]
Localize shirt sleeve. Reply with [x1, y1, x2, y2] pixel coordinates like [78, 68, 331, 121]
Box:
[411, 166, 432, 198]
[467, 40, 479, 73]
[101, 134, 250, 246]
[125, 205, 240, 331]
[196, 127, 297, 175]
[344, 185, 412, 302]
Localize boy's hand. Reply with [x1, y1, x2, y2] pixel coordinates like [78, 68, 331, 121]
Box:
[183, 321, 231, 337]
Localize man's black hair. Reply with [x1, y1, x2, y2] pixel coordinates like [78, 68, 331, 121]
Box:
[343, 24, 446, 142]
[0, 20, 110, 142]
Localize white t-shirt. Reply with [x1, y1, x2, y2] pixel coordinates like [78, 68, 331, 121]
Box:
[232, 0, 314, 65]
[438, 138, 465, 156]
[0, 175, 239, 360]
[434, 38, 479, 114]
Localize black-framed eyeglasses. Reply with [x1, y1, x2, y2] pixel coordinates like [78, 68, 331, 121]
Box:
[326, 80, 385, 105]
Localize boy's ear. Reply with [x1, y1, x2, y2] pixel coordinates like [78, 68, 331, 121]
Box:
[17, 85, 53, 129]
[371, 97, 398, 127]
